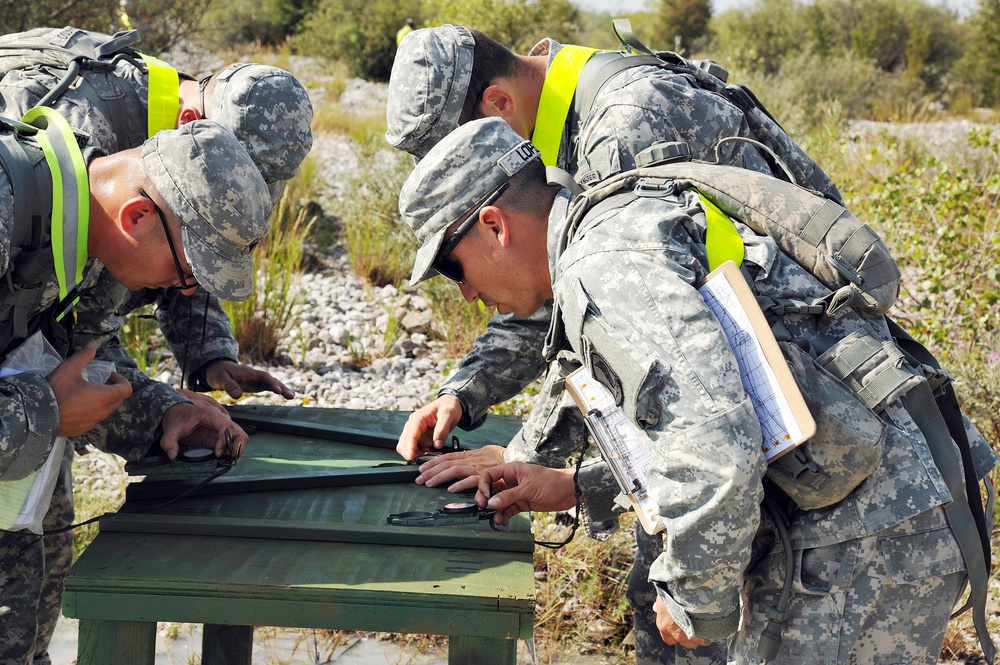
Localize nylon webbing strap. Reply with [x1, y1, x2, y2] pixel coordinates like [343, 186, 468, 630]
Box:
[532, 45, 599, 167]
[697, 193, 744, 270]
[139, 52, 179, 136]
[799, 199, 843, 245]
[888, 320, 995, 663]
[0, 130, 38, 246]
[20, 107, 89, 320]
[900, 383, 995, 664]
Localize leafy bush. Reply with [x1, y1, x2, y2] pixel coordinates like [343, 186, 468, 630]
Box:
[198, 0, 314, 49]
[423, 0, 580, 52]
[0, 0, 210, 53]
[295, 0, 422, 81]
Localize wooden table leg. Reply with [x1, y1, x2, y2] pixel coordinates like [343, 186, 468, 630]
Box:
[202, 624, 254, 665]
[76, 618, 155, 665]
[448, 635, 516, 665]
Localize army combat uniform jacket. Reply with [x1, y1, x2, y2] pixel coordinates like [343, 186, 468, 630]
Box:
[0, 167, 186, 480]
[0, 27, 239, 386]
[540, 182, 999, 643]
[438, 41, 840, 523]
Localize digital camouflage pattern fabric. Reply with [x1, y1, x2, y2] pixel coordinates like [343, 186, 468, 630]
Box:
[401, 118, 999, 662]
[142, 120, 270, 302]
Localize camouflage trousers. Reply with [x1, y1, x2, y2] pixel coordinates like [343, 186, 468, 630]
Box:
[631, 506, 964, 665]
[732, 505, 964, 664]
[0, 447, 74, 665]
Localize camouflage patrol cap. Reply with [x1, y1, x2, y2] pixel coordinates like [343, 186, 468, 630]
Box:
[385, 24, 474, 159]
[142, 120, 270, 302]
[399, 117, 540, 285]
[210, 63, 314, 187]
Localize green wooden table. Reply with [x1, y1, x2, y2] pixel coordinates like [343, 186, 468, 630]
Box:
[63, 406, 533, 665]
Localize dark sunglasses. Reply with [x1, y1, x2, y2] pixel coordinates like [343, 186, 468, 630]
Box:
[140, 189, 197, 290]
[433, 181, 509, 284]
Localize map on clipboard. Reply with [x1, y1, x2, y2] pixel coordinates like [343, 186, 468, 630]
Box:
[565, 367, 664, 535]
[697, 261, 815, 460]
[564, 262, 816, 536]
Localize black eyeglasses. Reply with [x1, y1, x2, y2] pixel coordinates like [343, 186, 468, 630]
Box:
[432, 181, 509, 284]
[140, 189, 197, 290]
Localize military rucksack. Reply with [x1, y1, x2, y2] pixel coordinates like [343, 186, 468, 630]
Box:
[570, 19, 843, 205]
[0, 26, 143, 79]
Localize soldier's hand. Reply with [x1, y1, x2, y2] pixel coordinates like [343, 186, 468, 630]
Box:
[396, 395, 464, 460]
[47, 342, 132, 436]
[416, 445, 506, 492]
[159, 401, 248, 460]
[475, 462, 577, 526]
[653, 597, 711, 648]
[203, 359, 294, 400]
[178, 388, 227, 414]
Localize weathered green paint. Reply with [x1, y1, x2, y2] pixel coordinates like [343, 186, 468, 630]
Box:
[76, 619, 155, 665]
[100, 513, 534, 552]
[449, 634, 517, 665]
[66, 407, 534, 662]
[202, 624, 253, 665]
[125, 464, 420, 501]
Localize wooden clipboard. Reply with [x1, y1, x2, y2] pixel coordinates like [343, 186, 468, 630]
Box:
[697, 261, 816, 462]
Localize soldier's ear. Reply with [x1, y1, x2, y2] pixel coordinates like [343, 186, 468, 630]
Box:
[178, 106, 202, 125]
[118, 196, 153, 237]
[481, 85, 515, 120]
[479, 206, 511, 248]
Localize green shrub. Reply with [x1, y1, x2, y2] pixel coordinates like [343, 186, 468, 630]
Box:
[295, 0, 422, 81]
[423, 0, 581, 52]
[198, 0, 314, 49]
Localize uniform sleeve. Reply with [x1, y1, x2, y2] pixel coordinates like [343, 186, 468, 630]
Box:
[439, 304, 552, 429]
[68, 273, 186, 459]
[150, 287, 239, 390]
[558, 225, 767, 642]
[0, 373, 60, 481]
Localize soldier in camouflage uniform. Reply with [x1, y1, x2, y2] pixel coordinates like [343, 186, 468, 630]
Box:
[0, 25, 313, 400]
[0, 119, 271, 665]
[396, 118, 1000, 664]
[385, 25, 830, 507]
[385, 27, 836, 663]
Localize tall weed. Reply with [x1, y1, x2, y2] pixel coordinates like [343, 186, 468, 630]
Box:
[336, 136, 416, 286]
[224, 159, 319, 363]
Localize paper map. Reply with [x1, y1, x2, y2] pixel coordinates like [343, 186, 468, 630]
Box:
[697, 264, 811, 459]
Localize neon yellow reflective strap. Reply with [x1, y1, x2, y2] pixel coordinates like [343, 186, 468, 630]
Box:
[696, 192, 744, 271]
[531, 45, 599, 167]
[139, 53, 180, 136]
[20, 107, 91, 318]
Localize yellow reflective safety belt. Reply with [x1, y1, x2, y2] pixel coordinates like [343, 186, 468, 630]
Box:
[696, 191, 744, 271]
[531, 45, 599, 167]
[139, 53, 180, 136]
[20, 107, 90, 320]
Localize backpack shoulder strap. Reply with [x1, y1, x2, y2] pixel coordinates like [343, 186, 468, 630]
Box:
[0, 116, 44, 250]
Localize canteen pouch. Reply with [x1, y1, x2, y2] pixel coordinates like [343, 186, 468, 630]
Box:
[768, 340, 888, 510]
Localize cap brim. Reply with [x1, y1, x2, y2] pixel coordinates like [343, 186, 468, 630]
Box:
[409, 225, 449, 286]
[182, 225, 255, 301]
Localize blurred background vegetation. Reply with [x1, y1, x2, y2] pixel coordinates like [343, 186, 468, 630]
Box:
[43, 0, 1000, 662]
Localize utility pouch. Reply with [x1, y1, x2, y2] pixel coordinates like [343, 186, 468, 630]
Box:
[767, 340, 888, 510]
[815, 328, 924, 413]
